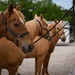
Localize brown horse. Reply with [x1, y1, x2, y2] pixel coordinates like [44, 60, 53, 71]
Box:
[17, 14, 50, 75]
[25, 14, 49, 40]
[0, 37, 26, 75]
[25, 36, 50, 75]
[42, 20, 66, 75]
[0, 3, 34, 53]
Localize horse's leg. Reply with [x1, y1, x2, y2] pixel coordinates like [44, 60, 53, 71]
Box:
[37, 56, 44, 75]
[15, 67, 21, 75]
[45, 54, 51, 75]
[0, 69, 2, 75]
[35, 58, 37, 75]
[8, 66, 18, 75]
[16, 71, 21, 75]
[42, 53, 51, 75]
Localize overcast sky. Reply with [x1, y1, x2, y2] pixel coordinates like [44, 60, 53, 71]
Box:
[52, 0, 73, 9]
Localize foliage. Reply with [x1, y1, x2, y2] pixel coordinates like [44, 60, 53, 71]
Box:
[0, 0, 72, 21]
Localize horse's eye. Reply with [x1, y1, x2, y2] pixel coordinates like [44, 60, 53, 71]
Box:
[46, 24, 48, 26]
[57, 28, 59, 30]
[14, 23, 19, 27]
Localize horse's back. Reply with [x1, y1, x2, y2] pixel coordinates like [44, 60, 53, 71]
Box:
[0, 11, 2, 21]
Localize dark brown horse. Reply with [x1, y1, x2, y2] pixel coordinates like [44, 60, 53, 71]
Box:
[0, 3, 34, 53]
[0, 37, 26, 75]
[42, 20, 66, 75]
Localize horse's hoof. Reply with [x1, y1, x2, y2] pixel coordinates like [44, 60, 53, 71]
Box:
[46, 73, 50, 75]
[45, 72, 50, 75]
[16, 73, 21, 75]
[16, 72, 21, 75]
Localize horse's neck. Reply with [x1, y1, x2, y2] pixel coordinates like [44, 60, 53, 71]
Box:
[52, 34, 59, 45]
[26, 20, 42, 39]
[49, 33, 59, 53]
[0, 12, 4, 38]
[51, 26, 59, 45]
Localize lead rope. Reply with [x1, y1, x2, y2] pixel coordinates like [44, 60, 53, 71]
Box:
[50, 16, 74, 39]
[33, 6, 73, 44]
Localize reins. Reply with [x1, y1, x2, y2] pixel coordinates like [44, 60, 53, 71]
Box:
[33, 6, 73, 44]
[1, 12, 29, 46]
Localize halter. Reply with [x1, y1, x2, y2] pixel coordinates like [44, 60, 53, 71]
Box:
[35, 19, 50, 39]
[1, 12, 29, 46]
[35, 19, 48, 31]
[51, 24, 65, 39]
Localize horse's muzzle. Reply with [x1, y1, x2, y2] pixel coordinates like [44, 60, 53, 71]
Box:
[61, 37, 66, 42]
[22, 44, 34, 54]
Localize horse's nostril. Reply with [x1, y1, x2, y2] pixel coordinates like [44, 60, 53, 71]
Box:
[29, 44, 34, 50]
[62, 38, 66, 42]
[22, 46, 28, 54]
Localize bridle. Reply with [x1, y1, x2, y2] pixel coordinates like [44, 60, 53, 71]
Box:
[1, 12, 29, 46]
[35, 19, 48, 31]
[35, 19, 50, 39]
[51, 24, 65, 39]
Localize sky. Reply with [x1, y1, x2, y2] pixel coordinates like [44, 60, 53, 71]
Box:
[52, 0, 73, 9]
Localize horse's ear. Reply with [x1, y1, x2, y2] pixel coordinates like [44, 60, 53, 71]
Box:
[55, 19, 58, 23]
[8, 3, 13, 17]
[16, 5, 21, 11]
[40, 14, 43, 20]
[34, 14, 38, 18]
[60, 20, 63, 23]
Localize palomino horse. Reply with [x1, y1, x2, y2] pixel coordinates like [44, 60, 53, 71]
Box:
[17, 14, 50, 75]
[25, 14, 49, 40]
[0, 37, 26, 75]
[42, 20, 66, 75]
[0, 3, 34, 53]
[25, 36, 50, 75]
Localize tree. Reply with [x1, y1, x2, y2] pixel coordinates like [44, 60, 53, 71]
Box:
[32, 0, 63, 20]
[0, 0, 69, 21]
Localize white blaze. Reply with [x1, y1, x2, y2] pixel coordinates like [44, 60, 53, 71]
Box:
[19, 17, 24, 24]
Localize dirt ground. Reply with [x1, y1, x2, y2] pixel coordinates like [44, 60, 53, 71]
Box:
[1, 43, 75, 75]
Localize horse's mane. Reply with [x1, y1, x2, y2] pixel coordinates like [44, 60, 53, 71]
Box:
[0, 11, 3, 26]
[0, 11, 2, 14]
[14, 9, 25, 22]
[48, 22, 55, 29]
[4, 9, 25, 23]
[0, 4, 26, 38]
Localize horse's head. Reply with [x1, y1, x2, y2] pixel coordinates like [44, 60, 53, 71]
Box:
[55, 20, 66, 42]
[0, 3, 34, 54]
[34, 14, 49, 39]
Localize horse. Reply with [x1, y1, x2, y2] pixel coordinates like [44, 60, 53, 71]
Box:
[25, 14, 49, 40]
[15, 14, 50, 75]
[25, 35, 50, 75]
[42, 20, 66, 75]
[0, 3, 34, 54]
[0, 37, 26, 75]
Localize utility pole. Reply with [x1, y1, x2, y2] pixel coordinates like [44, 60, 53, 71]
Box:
[73, 0, 75, 14]
[73, 0, 75, 40]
